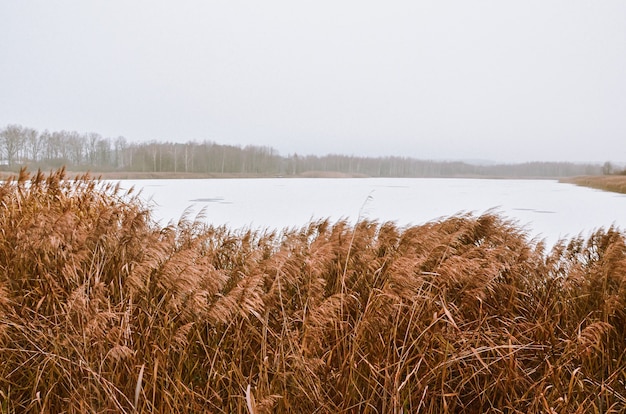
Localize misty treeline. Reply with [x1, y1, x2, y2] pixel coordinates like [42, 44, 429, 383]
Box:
[0, 124, 603, 177]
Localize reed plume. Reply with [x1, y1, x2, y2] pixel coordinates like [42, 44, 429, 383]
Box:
[1, 169, 625, 412]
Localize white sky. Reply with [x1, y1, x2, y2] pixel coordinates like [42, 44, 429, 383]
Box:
[1, 1, 625, 163]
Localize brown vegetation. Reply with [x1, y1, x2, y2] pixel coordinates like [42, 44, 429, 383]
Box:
[562, 175, 626, 194]
[1, 169, 626, 413]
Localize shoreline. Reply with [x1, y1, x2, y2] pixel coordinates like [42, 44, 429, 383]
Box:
[560, 175, 626, 194]
[1, 169, 571, 181]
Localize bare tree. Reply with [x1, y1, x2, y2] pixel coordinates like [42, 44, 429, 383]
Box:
[0, 124, 26, 166]
[86, 133, 101, 165]
[67, 131, 85, 165]
[95, 137, 111, 167]
[25, 127, 42, 162]
[114, 136, 127, 168]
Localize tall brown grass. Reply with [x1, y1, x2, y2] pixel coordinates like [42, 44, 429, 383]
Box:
[1, 169, 625, 413]
[562, 175, 626, 194]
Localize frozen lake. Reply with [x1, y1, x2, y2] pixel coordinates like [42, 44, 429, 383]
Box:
[114, 178, 626, 245]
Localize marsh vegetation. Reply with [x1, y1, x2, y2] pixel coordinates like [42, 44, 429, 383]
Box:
[1, 169, 625, 413]
[562, 175, 626, 195]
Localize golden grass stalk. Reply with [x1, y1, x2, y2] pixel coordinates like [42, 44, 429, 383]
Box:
[0, 168, 625, 412]
[561, 175, 626, 194]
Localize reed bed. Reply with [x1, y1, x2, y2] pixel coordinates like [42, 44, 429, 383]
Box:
[1, 169, 626, 413]
[562, 175, 626, 194]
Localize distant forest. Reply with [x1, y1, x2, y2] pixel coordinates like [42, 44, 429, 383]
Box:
[0, 124, 607, 178]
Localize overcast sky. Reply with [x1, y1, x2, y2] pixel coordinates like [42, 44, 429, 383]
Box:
[1, 1, 625, 163]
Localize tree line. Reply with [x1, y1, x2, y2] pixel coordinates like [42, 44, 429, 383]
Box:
[0, 124, 604, 177]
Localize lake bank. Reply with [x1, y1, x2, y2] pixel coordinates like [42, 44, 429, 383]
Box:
[1, 168, 582, 181]
[561, 175, 626, 194]
[69, 170, 579, 180]
[0, 170, 370, 180]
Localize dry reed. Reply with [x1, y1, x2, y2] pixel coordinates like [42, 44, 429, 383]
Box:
[1, 169, 625, 413]
[562, 175, 626, 194]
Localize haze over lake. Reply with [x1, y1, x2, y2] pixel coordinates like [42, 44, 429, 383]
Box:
[117, 178, 626, 246]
